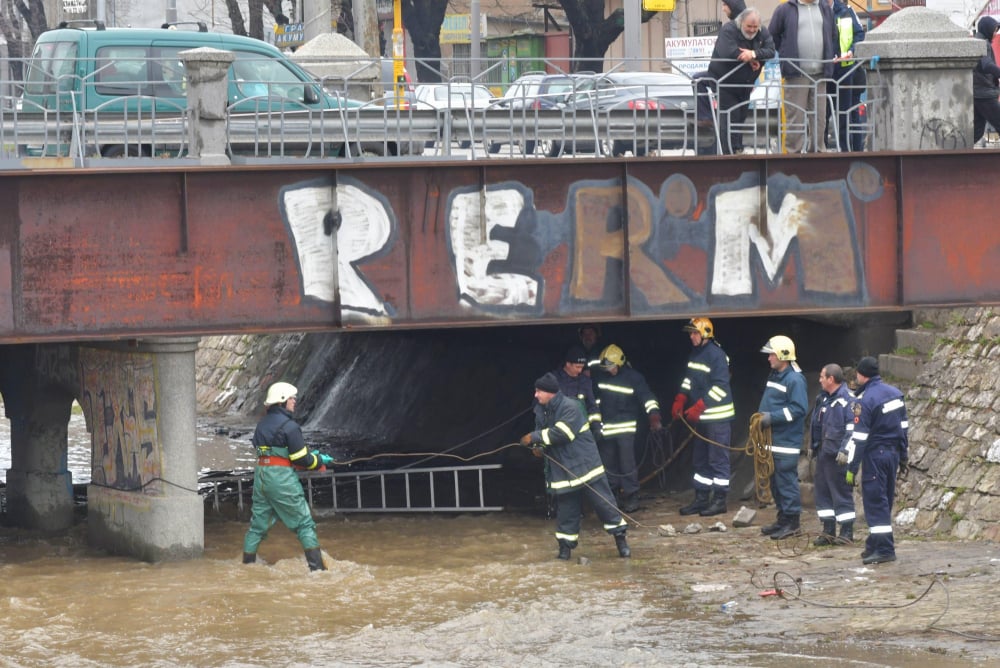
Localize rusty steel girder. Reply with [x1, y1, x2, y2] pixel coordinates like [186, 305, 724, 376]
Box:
[0, 152, 997, 342]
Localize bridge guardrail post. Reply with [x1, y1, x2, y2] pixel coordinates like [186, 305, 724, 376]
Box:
[857, 7, 983, 151]
[179, 47, 235, 165]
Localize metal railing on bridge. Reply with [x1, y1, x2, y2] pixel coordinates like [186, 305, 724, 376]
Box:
[0, 54, 889, 166]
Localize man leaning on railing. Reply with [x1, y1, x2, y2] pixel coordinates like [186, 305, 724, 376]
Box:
[696, 2, 775, 155]
[769, 0, 837, 153]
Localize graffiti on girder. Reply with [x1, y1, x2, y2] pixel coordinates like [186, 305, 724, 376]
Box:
[280, 162, 883, 321]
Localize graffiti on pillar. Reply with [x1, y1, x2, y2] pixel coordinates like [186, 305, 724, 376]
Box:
[445, 162, 882, 314]
[78, 348, 160, 492]
[279, 175, 397, 324]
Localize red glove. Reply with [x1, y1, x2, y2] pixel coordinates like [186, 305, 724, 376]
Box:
[520, 433, 533, 447]
[671, 394, 686, 420]
[684, 399, 706, 423]
[649, 413, 663, 431]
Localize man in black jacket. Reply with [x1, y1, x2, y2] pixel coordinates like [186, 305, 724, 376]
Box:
[701, 2, 776, 154]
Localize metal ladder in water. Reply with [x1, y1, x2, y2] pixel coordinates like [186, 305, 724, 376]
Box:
[202, 463, 503, 513]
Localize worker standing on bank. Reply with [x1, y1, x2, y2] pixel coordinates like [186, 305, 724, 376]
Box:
[757, 336, 809, 540]
[242, 382, 334, 571]
[594, 344, 661, 513]
[521, 372, 631, 560]
[841, 356, 909, 564]
[672, 317, 736, 517]
[810, 363, 857, 545]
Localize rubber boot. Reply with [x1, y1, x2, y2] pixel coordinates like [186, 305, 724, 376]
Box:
[679, 489, 710, 516]
[813, 520, 836, 546]
[760, 512, 786, 535]
[699, 489, 728, 517]
[770, 513, 801, 540]
[838, 521, 854, 545]
[622, 492, 640, 513]
[557, 539, 573, 561]
[242, 552, 256, 564]
[615, 533, 631, 558]
[304, 547, 327, 571]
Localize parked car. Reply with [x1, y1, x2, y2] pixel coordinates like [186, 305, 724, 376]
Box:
[20, 21, 407, 158]
[491, 72, 581, 154]
[414, 82, 494, 149]
[550, 71, 697, 157]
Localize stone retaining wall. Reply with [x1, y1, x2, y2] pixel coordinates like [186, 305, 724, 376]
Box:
[895, 307, 1000, 541]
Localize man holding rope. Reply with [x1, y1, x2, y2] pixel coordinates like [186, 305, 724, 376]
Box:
[521, 372, 631, 561]
[757, 335, 809, 540]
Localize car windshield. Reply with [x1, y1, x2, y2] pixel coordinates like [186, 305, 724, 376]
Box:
[25, 40, 78, 95]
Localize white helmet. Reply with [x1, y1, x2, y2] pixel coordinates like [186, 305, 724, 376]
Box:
[265, 382, 298, 405]
[760, 335, 796, 361]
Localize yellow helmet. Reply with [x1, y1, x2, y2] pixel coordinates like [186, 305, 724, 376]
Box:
[760, 335, 796, 361]
[682, 317, 714, 339]
[600, 344, 626, 368]
[265, 381, 298, 405]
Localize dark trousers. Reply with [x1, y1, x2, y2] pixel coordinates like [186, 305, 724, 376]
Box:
[861, 444, 900, 557]
[828, 66, 866, 151]
[599, 433, 639, 497]
[554, 474, 627, 544]
[696, 77, 752, 155]
[814, 450, 855, 523]
[974, 96, 1000, 143]
[769, 451, 802, 515]
[691, 421, 732, 491]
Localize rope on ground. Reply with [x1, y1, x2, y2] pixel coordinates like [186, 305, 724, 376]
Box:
[749, 569, 968, 635]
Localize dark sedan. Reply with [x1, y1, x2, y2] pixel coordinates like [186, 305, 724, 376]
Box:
[549, 71, 697, 157]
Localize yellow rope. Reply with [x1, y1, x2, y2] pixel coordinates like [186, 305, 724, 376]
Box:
[747, 412, 774, 505]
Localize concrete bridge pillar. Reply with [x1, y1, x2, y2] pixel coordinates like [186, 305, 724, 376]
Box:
[857, 7, 985, 151]
[83, 337, 204, 562]
[2, 345, 78, 532]
[179, 47, 234, 166]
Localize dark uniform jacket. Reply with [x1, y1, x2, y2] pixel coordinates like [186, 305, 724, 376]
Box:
[679, 340, 735, 423]
[845, 375, 909, 474]
[252, 405, 322, 470]
[554, 366, 600, 424]
[758, 365, 808, 451]
[596, 366, 660, 437]
[810, 382, 856, 457]
[530, 392, 606, 495]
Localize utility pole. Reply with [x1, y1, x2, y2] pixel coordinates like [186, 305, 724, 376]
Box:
[303, 0, 333, 42]
[166, 0, 178, 24]
[470, 0, 481, 78]
[353, 0, 380, 57]
[624, 0, 641, 71]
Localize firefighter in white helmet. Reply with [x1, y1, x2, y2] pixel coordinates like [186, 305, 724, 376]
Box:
[242, 381, 335, 571]
[757, 336, 809, 540]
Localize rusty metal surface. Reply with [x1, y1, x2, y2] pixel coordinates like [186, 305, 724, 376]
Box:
[0, 152, 997, 342]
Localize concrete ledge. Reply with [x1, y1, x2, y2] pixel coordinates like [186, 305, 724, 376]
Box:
[879, 352, 924, 381]
[88, 486, 204, 562]
[896, 328, 939, 355]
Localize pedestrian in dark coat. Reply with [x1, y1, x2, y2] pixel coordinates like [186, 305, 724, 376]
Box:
[973, 16, 1000, 144]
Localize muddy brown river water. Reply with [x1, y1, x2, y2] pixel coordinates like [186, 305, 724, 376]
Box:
[2, 414, 999, 666]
